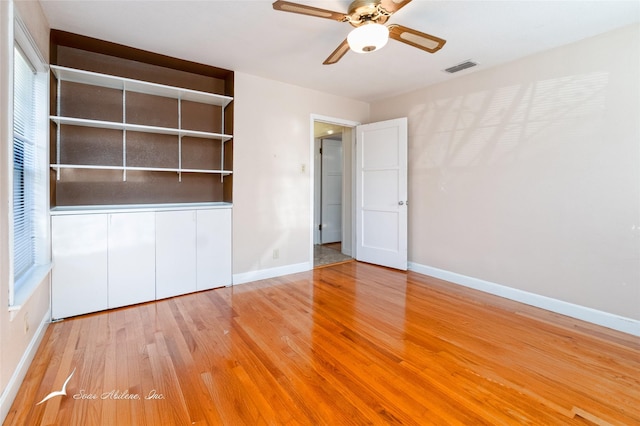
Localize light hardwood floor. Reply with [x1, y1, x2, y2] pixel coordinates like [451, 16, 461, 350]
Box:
[4, 262, 639, 425]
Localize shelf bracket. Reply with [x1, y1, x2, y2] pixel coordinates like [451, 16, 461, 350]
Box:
[122, 85, 127, 182]
[56, 76, 61, 180]
[178, 96, 182, 183]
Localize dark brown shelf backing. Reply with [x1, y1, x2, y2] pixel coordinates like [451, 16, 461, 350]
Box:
[50, 30, 234, 207]
[50, 30, 233, 95]
[182, 137, 223, 170]
[125, 92, 179, 129]
[181, 101, 223, 134]
[59, 126, 123, 166]
[59, 81, 122, 122]
[127, 133, 179, 169]
[54, 169, 224, 206]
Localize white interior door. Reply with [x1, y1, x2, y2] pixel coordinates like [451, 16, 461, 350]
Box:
[321, 138, 343, 244]
[314, 138, 322, 245]
[356, 117, 408, 270]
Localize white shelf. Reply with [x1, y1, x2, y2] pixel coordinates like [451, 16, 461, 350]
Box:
[50, 164, 233, 175]
[51, 164, 124, 171]
[50, 116, 233, 142]
[51, 65, 233, 108]
[50, 202, 233, 215]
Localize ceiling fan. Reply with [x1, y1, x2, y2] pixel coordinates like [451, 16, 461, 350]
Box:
[272, 0, 446, 65]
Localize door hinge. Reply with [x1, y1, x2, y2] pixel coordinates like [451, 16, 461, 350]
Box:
[319, 147, 322, 154]
[318, 224, 322, 230]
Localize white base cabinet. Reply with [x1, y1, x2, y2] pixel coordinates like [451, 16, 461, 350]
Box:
[51, 205, 232, 319]
[197, 209, 232, 291]
[51, 214, 108, 319]
[156, 210, 197, 299]
[108, 212, 156, 308]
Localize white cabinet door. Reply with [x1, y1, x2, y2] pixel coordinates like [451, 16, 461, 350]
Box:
[51, 214, 108, 319]
[156, 210, 197, 299]
[108, 212, 156, 308]
[196, 209, 232, 290]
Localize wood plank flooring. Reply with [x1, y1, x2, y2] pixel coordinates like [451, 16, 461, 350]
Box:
[5, 262, 640, 425]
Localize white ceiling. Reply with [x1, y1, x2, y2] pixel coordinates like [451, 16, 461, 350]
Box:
[40, 0, 640, 102]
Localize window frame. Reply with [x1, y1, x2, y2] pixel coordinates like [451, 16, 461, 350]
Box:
[9, 13, 50, 309]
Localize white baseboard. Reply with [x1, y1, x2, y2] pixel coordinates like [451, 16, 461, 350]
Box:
[408, 262, 640, 337]
[233, 262, 312, 285]
[0, 309, 50, 423]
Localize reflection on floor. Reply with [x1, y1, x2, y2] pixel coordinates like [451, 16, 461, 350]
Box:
[314, 242, 353, 268]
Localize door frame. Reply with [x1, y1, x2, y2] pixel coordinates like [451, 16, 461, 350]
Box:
[309, 114, 360, 266]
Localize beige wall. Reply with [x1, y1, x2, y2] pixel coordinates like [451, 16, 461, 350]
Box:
[14, 0, 49, 58]
[232, 72, 369, 276]
[0, 0, 50, 418]
[370, 24, 640, 320]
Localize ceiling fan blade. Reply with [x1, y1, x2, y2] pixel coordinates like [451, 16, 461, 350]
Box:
[387, 24, 446, 53]
[379, 0, 412, 14]
[272, 1, 347, 22]
[323, 39, 350, 65]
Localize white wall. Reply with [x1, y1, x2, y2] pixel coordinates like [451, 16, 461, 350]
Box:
[0, 0, 51, 421]
[232, 73, 368, 280]
[370, 24, 640, 321]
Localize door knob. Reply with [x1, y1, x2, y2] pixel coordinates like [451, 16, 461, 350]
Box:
[398, 201, 404, 205]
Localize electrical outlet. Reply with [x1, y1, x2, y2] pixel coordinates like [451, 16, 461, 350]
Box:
[273, 249, 279, 260]
[301, 163, 306, 173]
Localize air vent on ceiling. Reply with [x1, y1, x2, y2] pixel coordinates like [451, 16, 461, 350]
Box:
[444, 60, 478, 74]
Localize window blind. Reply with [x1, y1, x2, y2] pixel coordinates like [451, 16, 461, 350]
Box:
[13, 46, 37, 285]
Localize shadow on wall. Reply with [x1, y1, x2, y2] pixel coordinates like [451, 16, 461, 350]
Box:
[400, 68, 640, 318]
[412, 71, 610, 173]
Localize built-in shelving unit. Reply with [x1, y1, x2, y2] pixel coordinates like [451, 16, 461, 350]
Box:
[50, 65, 233, 183]
[49, 29, 235, 207]
[49, 31, 235, 319]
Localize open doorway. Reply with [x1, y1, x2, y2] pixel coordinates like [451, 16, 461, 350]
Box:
[312, 117, 358, 268]
[310, 116, 409, 270]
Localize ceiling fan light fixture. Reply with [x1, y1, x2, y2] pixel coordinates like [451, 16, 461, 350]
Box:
[347, 22, 389, 54]
[272, 1, 446, 64]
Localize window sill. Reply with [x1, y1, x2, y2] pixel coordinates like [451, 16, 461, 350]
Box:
[9, 263, 52, 318]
